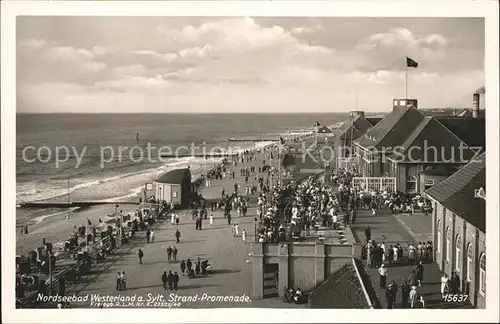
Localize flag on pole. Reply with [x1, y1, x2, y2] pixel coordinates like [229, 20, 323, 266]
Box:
[87, 218, 92, 226]
[406, 57, 418, 68]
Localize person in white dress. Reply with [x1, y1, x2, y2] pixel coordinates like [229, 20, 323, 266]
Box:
[241, 229, 247, 242]
[381, 242, 386, 262]
[235, 224, 240, 236]
[440, 274, 449, 297]
[171, 213, 175, 224]
[209, 213, 214, 226]
[150, 231, 155, 243]
[393, 245, 399, 262]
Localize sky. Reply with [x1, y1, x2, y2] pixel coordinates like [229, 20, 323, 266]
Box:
[16, 17, 485, 113]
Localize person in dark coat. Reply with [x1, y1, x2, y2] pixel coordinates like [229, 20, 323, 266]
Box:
[180, 260, 186, 275]
[186, 259, 192, 272]
[450, 271, 461, 294]
[161, 271, 168, 290]
[167, 270, 174, 290]
[401, 280, 411, 308]
[408, 270, 418, 287]
[138, 249, 144, 264]
[365, 226, 371, 242]
[146, 229, 151, 243]
[416, 261, 424, 286]
[167, 246, 172, 261]
[385, 286, 394, 309]
[175, 229, 181, 243]
[173, 272, 179, 290]
[388, 245, 394, 264]
[195, 258, 201, 274]
[172, 246, 178, 261]
[389, 280, 398, 308]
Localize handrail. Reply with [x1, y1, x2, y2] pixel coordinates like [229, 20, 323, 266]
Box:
[351, 257, 374, 309]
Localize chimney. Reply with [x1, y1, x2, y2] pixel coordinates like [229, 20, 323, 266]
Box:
[472, 93, 480, 118]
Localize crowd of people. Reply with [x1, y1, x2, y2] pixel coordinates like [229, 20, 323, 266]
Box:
[379, 261, 427, 309]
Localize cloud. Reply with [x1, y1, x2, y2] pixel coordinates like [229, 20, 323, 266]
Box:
[157, 17, 334, 59]
[355, 27, 449, 62]
[18, 38, 47, 50]
[290, 25, 324, 34]
[114, 64, 148, 76]
[16, 17, 484, 113]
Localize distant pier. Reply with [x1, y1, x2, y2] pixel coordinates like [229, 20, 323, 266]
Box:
[226, 138, 278, 142]
[160, 152, 239, 158]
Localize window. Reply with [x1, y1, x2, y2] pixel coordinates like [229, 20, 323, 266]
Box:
[437, 220, 442, 253]
[455, 234, 461, 272]
[479, 253, 486, 295]
[466, 243, 473, 282]
[445, 227, 451, 262]
[406, 176, 417, 192]
[400, 100, 407, 106]
[424, 178, 435, 190]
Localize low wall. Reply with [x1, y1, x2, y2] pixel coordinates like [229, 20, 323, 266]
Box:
[250, 241, 361, 299]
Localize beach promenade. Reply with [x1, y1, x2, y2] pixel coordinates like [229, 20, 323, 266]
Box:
[60, 149, 304, 308]
[349, 209, 473, 309]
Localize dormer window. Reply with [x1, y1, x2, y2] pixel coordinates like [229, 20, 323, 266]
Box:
[400, 99, 406, 106]
[393, 100, 398, 106]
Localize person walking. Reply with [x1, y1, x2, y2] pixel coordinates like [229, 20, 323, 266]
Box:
[401, 280, 410, 309]
[378, 264, 388, 289]
[162, 271, 168, 290]
[175, 229, 181, 243]
[138, 249, 144, 264]
[416, 261, 424, 286]
[116, 272, 122, 291]
[172, 246, 178, 261]
[150, 230, 155, 243]
[167, 246, 172, 261]
[365, 226, 371, 242]
[180, 260, 186, 275]
[385, 286, 394, 309]
[146, 229, 151, 243]
[441, 273, 449, 297]
[241, 229, 247, 242]
[175, 213, 180, 225]
[210, 213, 214, 226]
[173, 272, 179, 290]
[121, 271, 127, 290]
[389, 280, 398, 308]
[409, 286, 419, 309]
[167, 271, 174, 290]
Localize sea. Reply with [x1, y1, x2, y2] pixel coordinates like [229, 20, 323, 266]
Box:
[16, 113, 348, 225]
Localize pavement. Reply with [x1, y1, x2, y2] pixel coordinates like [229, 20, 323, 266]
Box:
[349, 208, 473, 309]
[58, 149, 304, 309]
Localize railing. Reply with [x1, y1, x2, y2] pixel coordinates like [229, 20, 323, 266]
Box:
[351, 258, 374, 309]
[352, 177, 396, 192]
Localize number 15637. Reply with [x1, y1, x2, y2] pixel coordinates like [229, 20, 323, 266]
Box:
[443, 294, 469, 302]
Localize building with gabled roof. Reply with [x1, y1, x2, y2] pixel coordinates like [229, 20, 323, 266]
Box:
[425, 152, 486, 308]
[353, 100, 477, 193]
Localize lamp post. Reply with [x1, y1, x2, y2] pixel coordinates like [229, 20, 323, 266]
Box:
[254, 217, 258, 243]
[48, 251, 52, 296]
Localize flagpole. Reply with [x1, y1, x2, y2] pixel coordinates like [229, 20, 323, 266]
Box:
[277, 135, 281, 187]
[405, 63, 408, 100]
